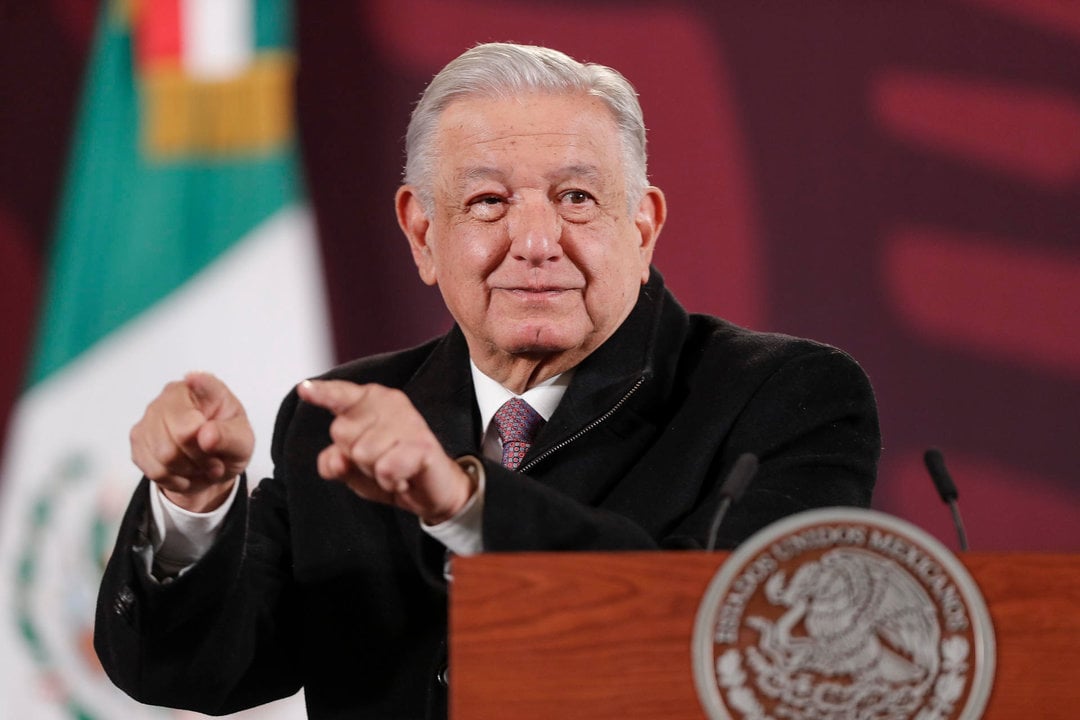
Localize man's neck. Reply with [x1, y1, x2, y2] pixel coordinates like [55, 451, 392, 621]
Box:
[469, 348, 585, 394]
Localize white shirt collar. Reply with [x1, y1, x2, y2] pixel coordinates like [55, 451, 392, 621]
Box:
[470, 360, 572, 444]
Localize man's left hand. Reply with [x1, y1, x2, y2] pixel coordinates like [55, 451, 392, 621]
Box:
[297, 380, 473, 525]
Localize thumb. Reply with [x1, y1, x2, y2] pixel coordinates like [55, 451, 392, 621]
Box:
[196, 416, 254, 465]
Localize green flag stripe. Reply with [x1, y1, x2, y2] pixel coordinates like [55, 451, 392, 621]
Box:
[29, 1, 301, 387]
[255, 0, 292, 49]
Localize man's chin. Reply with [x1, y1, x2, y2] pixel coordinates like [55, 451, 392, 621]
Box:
[497, 328, 581, 357]
[503, 341, 573, 357]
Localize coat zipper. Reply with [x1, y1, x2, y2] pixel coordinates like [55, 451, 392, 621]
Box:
[519, 376, 645, 473]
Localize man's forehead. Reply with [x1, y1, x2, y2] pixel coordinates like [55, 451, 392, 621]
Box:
[427, 93, 626, 195]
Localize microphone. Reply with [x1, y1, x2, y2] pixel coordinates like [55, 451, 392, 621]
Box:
[705, 453, 758, 551]
[923, 448, 969, 551]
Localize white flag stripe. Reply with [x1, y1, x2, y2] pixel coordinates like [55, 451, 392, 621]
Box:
[183, 0, 254, 80]
[0, 206, 323, 719]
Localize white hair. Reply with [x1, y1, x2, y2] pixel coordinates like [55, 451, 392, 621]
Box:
[403, 42, 649, 213]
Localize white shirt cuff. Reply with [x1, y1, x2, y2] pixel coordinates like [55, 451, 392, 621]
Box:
[147, 478, 241, 578]
[420, 456, 485, 557]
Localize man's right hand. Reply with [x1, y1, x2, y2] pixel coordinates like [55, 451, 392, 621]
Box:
[130, 371, 254, 513]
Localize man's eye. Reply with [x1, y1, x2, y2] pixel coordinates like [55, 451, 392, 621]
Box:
[561, 190, 593, 205]
[468, 195, 505, 208]
[467, 193, 505, 205]
[467, 195, 507, 220]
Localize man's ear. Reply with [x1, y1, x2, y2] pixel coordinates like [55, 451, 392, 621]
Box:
[396, 186, 437, 286]
[634, 186, 667, 283]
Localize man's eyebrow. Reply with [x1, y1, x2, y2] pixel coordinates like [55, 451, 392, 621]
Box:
[459, 166, 506, 183]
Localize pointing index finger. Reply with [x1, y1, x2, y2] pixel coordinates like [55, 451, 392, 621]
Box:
[184, 371, 230, 415]
[298, 379, 368, 416]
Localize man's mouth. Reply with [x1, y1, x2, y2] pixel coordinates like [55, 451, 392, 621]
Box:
[498, 286, 579, 300]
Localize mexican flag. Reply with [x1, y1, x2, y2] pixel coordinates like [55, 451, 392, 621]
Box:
[0, 1, 329, 717]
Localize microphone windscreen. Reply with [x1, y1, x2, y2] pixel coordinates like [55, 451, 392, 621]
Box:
[924, 447, 958, 502]
[723, 452, 758, 502]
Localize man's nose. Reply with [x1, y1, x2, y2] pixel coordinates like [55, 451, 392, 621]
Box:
[507, 197, 563, 265]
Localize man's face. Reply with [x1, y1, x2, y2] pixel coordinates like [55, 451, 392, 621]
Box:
[397, 92, 665, 382]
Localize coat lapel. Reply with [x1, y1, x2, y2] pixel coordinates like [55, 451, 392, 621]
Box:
[521, 272, 688, 500]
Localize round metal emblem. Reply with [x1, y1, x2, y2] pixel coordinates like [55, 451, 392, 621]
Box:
[692, 508, 995, 720]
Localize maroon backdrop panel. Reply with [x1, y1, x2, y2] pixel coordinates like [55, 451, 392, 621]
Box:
[2, 0, 1077, 551]
[0, 0, 96, 457]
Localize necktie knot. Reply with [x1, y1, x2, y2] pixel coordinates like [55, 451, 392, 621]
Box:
[492, 398, 544, 470]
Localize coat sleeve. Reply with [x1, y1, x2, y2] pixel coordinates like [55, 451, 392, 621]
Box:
[481, 462, 661, 551]
[93, 410, 304, 714]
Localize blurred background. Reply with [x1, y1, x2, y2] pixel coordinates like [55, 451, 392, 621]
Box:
[1, 0, 1077, 718]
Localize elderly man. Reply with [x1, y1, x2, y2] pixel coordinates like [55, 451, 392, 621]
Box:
[95, 43, 879, 719]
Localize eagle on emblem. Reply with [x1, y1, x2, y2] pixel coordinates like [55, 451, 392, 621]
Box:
[744, 548, 940, 716]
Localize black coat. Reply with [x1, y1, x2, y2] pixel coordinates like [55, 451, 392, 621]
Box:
[94, 271, 880, 719]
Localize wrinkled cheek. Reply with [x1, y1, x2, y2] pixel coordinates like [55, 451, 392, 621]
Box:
[459, 226, 510, 270]
[434, 277, 484, 328]
[584, 279, 636, 336]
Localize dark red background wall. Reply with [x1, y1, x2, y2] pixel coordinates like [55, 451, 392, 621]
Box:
[2, 0, 1077, 550]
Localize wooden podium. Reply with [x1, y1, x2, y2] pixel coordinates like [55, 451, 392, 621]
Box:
[450, 552, 1080, 719]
